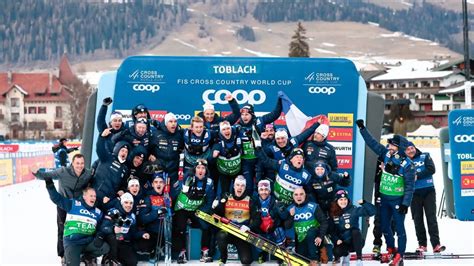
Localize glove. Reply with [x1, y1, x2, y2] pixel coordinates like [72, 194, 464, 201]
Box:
[103, 97, 113, 106]
[44, 177, 53, 186]
[157, 207, 167, 217]
[73, 147, 79, 151]
[398, 204, 409, 214]
[342, 172, 350, 179]
[93, 237, 104, 248]
[107, 209, 120, 221]
[240, 225, 250, 233]
[356, 119, 365, 130]
[212, 199, 219, 209]
[357, 199, 366, 205]
[254, 139, 262, 148]
[260, 215, 274, 233]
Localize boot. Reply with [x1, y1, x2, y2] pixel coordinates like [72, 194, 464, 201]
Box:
[200, 248, 213, 263]
[389, 253, 402, 266]
[177, 250, 187, 264]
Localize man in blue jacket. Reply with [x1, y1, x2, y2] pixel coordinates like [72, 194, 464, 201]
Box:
[356, 119, 415, 266]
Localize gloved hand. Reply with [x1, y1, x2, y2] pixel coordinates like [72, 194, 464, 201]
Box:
[260, 216, 274, 233]
[240, 225, 250, 233]
[107, 209, 120, 221]
[357, 199, 366, 205]
[356, 119, 365, 130]
[384, 161, 400, 175]
[182, 177, 193, 193]
[342, 172, 350, 179]
[103, 97, 113, 106]
[398, 204, 409, 214]
[254, 139, 262, 149]
[44, 177, 54, 186]
[93, 236, 104, 248]
[73, 147, 79, 151]
[157, 207, 167, 217]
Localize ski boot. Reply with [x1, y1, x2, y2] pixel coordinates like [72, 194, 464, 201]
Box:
[388, 253, 403, 266]
[380, 247, 397, 264]
[416, 245, 427, 253]
[177, 249, 187, 264]
[372, 244, 381, 260]
[200, 248, 213, 262]
[433, 244, 446, 253]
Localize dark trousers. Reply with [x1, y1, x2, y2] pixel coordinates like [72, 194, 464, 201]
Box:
[64, 239, 109, 266]
[218, 173, 238, 196]
[173, 209, 210, 252]
[372, 201, 383, 246]
[295, 228, 325, 261]
[333, 229, 363, 260]
[117, 241, 138, 266]
[216, 231, 253, 265]
[380, 198, 407, 255]
[410, 188, 440, 248]
[57, 207, 67, 257]
[135, 232, 160, 256]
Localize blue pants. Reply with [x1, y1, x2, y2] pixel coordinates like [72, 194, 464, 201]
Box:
[380, 198, 407, 255]
[241, 158, 261, 196]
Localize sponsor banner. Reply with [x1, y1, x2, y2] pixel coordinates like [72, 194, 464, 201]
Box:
[460, 161, 474, 174]
[327, 127, 353, 141]
[15, 155, 54, 184]
[328, 113, 353, 127]
[449, 109, 474, 220]
[337, 155, 353, 169]
[0, 159, 14, 187]
[0, 144, 20, 153]
[461, 175, 474, 189]
[329, 141, 353, 156]
[149, 110, 167, 122]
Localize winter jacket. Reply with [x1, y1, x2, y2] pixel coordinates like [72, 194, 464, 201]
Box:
[303, 139, 338, 173]
[213, 191, 256, 227]
[174, 175, 215, 213]
[197, 98, 240, 131]
[250, 195, 281, 234]
[412, 150, 436, 193]
[102, 201, 144, 242]
[329, 201, 376, 243]
[34, 166, 92, 199]
[211, 126, 243, 176]
[137, 190, 168, 233]
[283, 199, 328, 242]
[96, 104, 126, 155]
[153, 122, 184, 173]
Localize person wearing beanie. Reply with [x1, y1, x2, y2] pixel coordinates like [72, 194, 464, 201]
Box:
[95, 97, 126, 158]
[101, 191, 148, 266]
[52, 138, 79, 168]
[263, 122, 320, 180]
[42, 179, 110, 266]
[112, 115, 154, 158]
[283, 187, 329, 265]
[307, 160, 351, 213]
[92, 138, 130, 209]
[211, 121, 243, 194]
[303, 123, 338, 173]
[251, 179, 285, 263]
[136, 172, 170, 261]
[256, 146, 312, 206]
[404, 142, 444, 253]
[174, 159, 215, 263]
[213, 175, 256, 265]
[262, 123, 276, 143]
[328, 190, 376, 265]
[153, 112, 185, 196]
[197, 93, 240, 131]
[237, 91, 284, 195]
[355, 119, 415, 266]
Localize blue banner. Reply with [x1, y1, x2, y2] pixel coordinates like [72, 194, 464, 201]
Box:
[95, 56, 368, 201]
[448, 109, 474, 221]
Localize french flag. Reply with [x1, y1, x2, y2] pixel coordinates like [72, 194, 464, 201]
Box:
[280, 91, 329, 136]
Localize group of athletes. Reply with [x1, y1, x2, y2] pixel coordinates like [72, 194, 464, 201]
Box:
[33, 91, 443, 266]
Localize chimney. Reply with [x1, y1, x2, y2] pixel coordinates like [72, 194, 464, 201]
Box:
[7, 71, 12, 84]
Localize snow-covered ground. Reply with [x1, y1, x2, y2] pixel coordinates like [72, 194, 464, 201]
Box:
[0, 148, 473, 265]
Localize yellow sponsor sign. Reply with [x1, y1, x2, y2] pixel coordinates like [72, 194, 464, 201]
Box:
[461, 161, 474, 174]
[328, 113, 353, 127]
[0, 159, 14, 186]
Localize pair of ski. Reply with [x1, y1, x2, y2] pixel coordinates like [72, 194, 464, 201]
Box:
[195, 210, 310, 266]
[350, 246, 474, 261]
[153, 172, 172, 266]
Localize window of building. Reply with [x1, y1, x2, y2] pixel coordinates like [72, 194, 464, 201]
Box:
[54, 121, 63, 129]
[28, 107, 37, 114]
[55, 106, 62, 118]
[38, 107, 47, 114]
[11, 98, 19, 107]
[11, 113, 20, 122]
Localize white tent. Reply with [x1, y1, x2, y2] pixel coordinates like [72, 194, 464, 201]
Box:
[407, 125, 440, 137]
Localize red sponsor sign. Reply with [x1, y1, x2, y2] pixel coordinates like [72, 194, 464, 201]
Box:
[221, 111, 232, 117]
[327, 128, 353, 141]
[461, 175, 474, 189]
[149, 110, 167, 122]
[15, 155, 55, 183]
[337, 155, 353, 169]
[0, 144, 19, 153]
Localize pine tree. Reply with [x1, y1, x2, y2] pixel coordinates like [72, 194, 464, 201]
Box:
[288, 22, 310, 57]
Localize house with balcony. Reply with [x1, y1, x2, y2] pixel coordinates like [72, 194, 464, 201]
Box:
[0, 55, 75, 140]
[363, 60, 472, 128]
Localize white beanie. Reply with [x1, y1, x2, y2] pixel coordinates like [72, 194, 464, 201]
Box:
[120, 192, 134, 204]
[234, 175, 246, 187]
[258, 179, 271, 192]
[203, 102, 215, 111]
[110, 111, 123, 121]
[275, 129, 288, 139]
[128, 178, 140, 188]
[315, 124, 329, 139]
[164, 112, 177, 125]
[219, 121, 231, 132]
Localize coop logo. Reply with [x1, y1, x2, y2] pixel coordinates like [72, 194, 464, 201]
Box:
[284, 174, 303, 184]
[308, 86, 336, 95]
[79, 209, 97, 218]
[454, 134, 474, 143]
[132, 84, 160, 93]
[203, 89, 266, 105]
[175, 114, 191, 121]
[294, 212, 312, 220]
